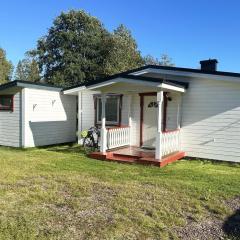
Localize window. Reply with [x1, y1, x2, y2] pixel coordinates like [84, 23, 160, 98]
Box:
[0, 95, 13, 111]
[96, 95, 121, 125]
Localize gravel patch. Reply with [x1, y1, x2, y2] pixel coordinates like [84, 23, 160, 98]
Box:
[175, 196, 240, 240]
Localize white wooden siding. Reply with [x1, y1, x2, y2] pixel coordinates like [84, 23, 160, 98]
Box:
[181, 78, 240, 162]
[166, 92, 181, 130]
[78, 90, 97, 133]
[121, 95, 130, 125]
[130, 94, 141, 146]
[24, 88, 76, 147]
[0, 92, 21, 147]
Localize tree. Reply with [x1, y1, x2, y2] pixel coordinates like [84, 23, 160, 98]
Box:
[144, 54, 175, 66]
[143, 55, 160, 65]
[15, 60, 26, 81]
[27, 59, 40, 82]
[31, 10, 110, 87]
[15, 56, 40, 82]
[159, 54, 175, 66]
[103, 24, 143, 75]
[31, 10, 144, 87]
[0, 48, 13, 84]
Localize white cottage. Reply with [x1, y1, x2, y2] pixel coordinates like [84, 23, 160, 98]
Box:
[64, 59, 240, 166]
[0, 80, 76, 147]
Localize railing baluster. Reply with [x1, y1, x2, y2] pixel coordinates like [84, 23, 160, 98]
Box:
[161, 129, 180, 157]
[107, 126, 131, 150]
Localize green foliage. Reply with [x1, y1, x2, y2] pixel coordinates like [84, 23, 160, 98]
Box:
[0, 48, 13, 84]
[32, 10, 110, 87]
[32, 10, 143, 87]
[159, 54, 175, 66]
[144, 54, 175, 66]
[14, 56, 40, 82]
[103, 24, 144, 75]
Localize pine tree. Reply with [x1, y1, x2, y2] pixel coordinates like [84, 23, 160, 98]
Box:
[15, 57, 40, 82]
[0, 48, 13, 84]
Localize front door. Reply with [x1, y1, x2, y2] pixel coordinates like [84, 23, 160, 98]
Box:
[142, 96, 158, 149]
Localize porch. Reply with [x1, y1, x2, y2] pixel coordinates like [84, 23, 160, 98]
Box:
[74, 74, 188, 167]
[90, 128, 185, 167]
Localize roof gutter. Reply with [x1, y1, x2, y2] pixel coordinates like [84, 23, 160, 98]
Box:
[144, 68, 240, 83]
[63, 86, 86, 95]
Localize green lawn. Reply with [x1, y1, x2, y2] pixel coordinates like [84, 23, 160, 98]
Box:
[0, 145, 239, 239]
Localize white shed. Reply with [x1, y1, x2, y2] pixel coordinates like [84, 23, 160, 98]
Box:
[0, 80, 77, 147]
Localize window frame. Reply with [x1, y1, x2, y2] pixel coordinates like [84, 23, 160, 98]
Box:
[0, 95, 14, 112]
[94, 94, 122, 126]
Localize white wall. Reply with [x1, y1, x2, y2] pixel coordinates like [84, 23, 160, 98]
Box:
[130, 94, 141, 146]
[166, 92, 181, 130]
[78, 90, 96, 135]
[0, 92, 21, 147]
[24, 88, 76, 147]
[121, 94, 130, 126]
[181, 78, 240, 162]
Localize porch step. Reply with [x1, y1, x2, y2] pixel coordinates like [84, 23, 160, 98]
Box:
[108, 152, 140, 163]
[89, 150, 185, 168]
[89, 152, 137, 163]
[160, 151, 185, 167]
[89, 152, 107, 160]
[106, 155, 136, 164]
[112, 153, 141, 160]
[136, 157, 160, 166]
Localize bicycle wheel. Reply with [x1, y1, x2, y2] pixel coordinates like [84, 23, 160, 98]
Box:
[83, 137, 95, 154]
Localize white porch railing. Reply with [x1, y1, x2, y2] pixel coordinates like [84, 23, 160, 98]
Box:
[161, 129, 181, 156]
[107, 126, 130, 149]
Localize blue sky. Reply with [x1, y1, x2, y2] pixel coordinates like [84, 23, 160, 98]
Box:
[1, 0, 240, 72]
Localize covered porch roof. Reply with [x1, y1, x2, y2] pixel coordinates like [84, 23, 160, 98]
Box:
[63, 74, 188, 95]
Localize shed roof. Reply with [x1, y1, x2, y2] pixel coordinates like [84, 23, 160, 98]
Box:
[0, 80, 62, 92]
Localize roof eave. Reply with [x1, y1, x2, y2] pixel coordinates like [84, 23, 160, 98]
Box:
[63, 75, 187, 95]
[0, 80, 62, 92]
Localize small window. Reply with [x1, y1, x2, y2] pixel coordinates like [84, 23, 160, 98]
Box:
[96, 95, 120, 125]
[0, 95, 14, 111]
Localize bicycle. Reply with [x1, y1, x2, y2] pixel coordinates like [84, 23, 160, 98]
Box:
[81, 126, 100, 154]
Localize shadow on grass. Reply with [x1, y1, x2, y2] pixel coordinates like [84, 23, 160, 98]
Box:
[222, 209, 240, 239]
[46, 144, 86, 155]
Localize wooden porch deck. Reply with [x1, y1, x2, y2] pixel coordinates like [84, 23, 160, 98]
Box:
[89, 146, 185, 167]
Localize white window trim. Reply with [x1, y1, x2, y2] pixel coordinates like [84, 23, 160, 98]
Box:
[96, 95, 120, 125]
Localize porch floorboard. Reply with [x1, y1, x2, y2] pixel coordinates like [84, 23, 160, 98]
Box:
[89, 146, 185, 167]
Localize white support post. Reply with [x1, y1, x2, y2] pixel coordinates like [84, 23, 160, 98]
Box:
[78, 91, 83, 145]
[100, 94, 107, 153]
[21, 88, 26, 148]
[128, 94, 132, 145]
[177, 93, 183, 151]
[177, 93, 183, 129]
[156, 91, 163, 161]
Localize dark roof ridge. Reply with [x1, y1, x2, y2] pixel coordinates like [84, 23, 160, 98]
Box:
[64, 64, 240, 91]
[0, 80, 62, 91]
[144, 65, 240, 78]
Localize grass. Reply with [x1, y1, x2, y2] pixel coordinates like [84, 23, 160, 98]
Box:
[0, 144, 239, 239]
